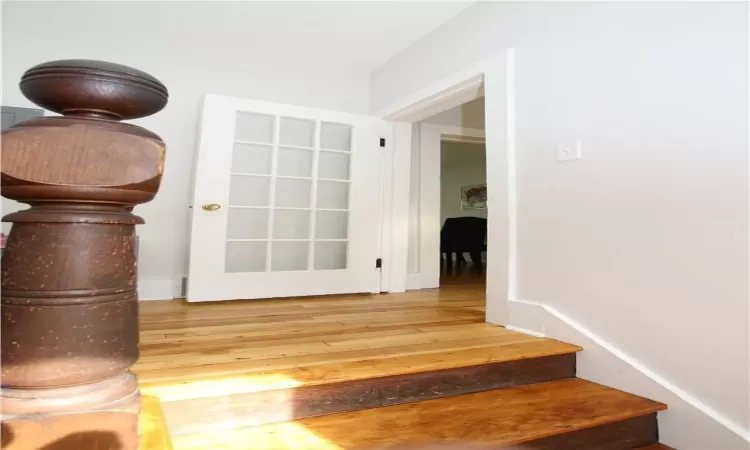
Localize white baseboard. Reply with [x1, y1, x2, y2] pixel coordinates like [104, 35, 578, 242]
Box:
[508, 299, 750, 449]
[405, 272, 442, 291]
[504, 324, 544, 338]
[138, 278, 175, 301]
[406, 273, 422, 290]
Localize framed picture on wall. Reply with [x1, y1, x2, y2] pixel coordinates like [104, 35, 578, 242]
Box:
[460, 184, 487, 210]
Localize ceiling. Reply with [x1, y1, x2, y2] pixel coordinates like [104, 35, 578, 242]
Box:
[198, 1, 476, 71]
[17, 1, 475, 74]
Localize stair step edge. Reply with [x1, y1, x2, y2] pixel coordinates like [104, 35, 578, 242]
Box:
[637, 444, 676, 450]
[142, 339, 581, 402]
[172, 378, 666, 450]
[160, 353, 577, 436]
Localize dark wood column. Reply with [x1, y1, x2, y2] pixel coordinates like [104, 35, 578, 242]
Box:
[0, 60, 168, 450]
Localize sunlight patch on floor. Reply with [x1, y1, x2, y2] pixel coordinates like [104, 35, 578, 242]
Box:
[141, 373, 303, 402]
[139, 396, 174, 450]
[173, 421, 343, 450]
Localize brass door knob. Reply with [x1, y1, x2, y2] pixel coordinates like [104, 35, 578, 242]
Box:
[202, 204, 221, 211]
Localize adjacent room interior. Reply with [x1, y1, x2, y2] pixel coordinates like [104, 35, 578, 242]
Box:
[424, 97, 487, 287]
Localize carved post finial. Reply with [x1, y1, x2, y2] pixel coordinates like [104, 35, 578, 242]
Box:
[1, 59, 168, 450]
[20, 59, 168, 120]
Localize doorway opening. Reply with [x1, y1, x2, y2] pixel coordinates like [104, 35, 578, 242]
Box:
[377, 50, 511, 324]
[421, 97, 487, 289]
[400, 94, 488, 293]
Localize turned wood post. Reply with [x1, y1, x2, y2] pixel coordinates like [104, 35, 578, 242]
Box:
[0, 60, 168, 449]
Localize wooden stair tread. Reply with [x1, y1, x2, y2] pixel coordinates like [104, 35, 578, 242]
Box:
[140, 338, 580, 402]
[638, 445, 675, 450]
[172, 378, 666, 449]
[155, 353, 576, 436]
[139, 396, 173, 450]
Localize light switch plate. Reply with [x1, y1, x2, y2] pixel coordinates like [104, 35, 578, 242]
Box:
[556, 140, 582, 162]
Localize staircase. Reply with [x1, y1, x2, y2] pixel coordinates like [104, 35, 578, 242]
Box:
[135, 294, 671, 449]
[140, 339, 670, 449]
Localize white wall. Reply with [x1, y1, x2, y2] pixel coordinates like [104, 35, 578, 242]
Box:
[2, 2, 372, 299]
[425, 96, 485, 129]
[407, 126, 422, 275]
[440, 140, 487, 223]
[372, 2, 749, 448]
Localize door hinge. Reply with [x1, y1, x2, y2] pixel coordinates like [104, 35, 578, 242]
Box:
[379, 138, 386, 147]
[375, 258, 382, 269]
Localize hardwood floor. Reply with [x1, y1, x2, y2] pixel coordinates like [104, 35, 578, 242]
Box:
[136, 283, 576, 394]
[440, 260, 486, 285]
[139, 396, 173, 450]
[136, 283, 669, 449]
[172, 378, 665, 450]
[638, 445, 676, 450]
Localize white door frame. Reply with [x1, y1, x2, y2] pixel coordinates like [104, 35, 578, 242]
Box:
[375, 49, 514, 326]
[411, 124, 486, 292]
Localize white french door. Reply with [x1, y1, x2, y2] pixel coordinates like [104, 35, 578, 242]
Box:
[187, 95, 387, 302]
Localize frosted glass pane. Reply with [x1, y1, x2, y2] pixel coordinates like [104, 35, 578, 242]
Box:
[232, 143, 272, 174]
[317, 181, 349, 210]
[226, 241, 266, 273]
[272, 241, 308, 271]
[235, 112, 274, 143]
[314, 242, 347, 270]
[230, 175, 270, 206]
[320, 122, 352, 151]
[280, 117, 315, 148]
[227, 208, 268, 239]
[273, 210, 310, 239]
[315, 211, 348, 239]
[275, 178, 312, 208]
[277, 148, 313, 178]
[318, 151, 351, 180]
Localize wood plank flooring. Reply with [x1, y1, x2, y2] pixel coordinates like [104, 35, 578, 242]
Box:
[139, 396, 173, 450]
[135, 283, 580, 402]
[135, 279, 670, 450]
[638, 445, 676, 450]
[172, 378, 666, 450]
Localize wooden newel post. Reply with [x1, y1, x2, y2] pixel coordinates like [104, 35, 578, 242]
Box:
[0, 60, 168, 449]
